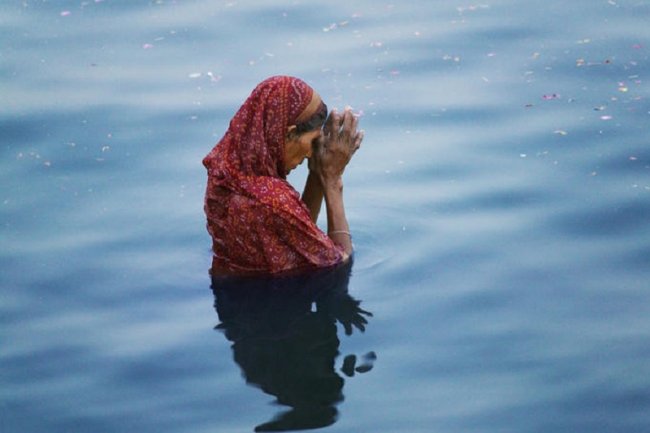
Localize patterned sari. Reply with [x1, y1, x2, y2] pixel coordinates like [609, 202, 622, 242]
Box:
[203, 76, 343, 275]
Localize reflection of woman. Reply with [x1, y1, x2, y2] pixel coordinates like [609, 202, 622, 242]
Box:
[212, 261, 373, 432]
[203, 76, 364, 275]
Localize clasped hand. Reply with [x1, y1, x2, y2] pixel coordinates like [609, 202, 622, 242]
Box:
[309, 108, 364, 185]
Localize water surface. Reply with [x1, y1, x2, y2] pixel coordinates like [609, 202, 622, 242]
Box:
[2, 1, 650, 432]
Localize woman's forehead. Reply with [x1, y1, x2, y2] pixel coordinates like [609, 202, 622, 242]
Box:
[295, 90, 322, 124]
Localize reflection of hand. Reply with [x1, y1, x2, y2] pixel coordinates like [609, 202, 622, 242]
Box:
[334, 296, 373, 336]
[311, 108, 364, 186]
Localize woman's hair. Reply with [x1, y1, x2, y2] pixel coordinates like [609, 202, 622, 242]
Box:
[295, 101, 328, 134]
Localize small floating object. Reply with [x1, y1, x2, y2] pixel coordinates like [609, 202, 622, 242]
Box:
[142, 43, 154, 49]
[60, 11, 71, 16]
[542, 93, 560, 100]
[207, 71, 222, 82]
[600, 115, 613, 120]
[554, 130, 568, 135]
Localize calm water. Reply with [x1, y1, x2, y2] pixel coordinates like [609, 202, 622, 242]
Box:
[2, 0, 650, 432]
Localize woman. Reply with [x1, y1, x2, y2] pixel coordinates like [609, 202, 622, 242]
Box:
[203, 76, 363, 275]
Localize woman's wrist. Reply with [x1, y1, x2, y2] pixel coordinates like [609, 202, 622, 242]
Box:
[320, 174, 343, 192]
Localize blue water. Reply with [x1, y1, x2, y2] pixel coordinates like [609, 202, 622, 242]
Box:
[2, 1, 650, 432]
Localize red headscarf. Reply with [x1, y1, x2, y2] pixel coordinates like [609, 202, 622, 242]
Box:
[203, 76, 344, 275]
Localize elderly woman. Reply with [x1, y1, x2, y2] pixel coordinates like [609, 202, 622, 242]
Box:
[203, 76, 363, 275]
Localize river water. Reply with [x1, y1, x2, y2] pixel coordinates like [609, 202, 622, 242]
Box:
[2, 1, 650, 432]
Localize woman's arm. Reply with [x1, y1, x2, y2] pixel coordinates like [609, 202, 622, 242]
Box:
[301, 171, 324, 223]
[322, 176, 352, 257]
[312, 108, 364, 257]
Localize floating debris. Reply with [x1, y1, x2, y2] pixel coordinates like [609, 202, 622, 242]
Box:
[600, 115, 613, 120]
[207, 71, 222, 82]
[542, 93, 560, 100]
[554, 130, 568, 135]
[60, 11, 71, 17]
[457, 4, 489, 13]
[188, 72, 202, 78]
[142, 43, 154, 49]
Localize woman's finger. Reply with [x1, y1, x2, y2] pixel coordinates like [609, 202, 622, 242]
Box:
[323, 108, 338, 137]
[354, 130, 364, 151]
[351, 113, 359, 135]
[341, 109, 354, 139]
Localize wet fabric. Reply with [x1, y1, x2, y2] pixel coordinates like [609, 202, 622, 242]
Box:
[203, 76, 343, 275]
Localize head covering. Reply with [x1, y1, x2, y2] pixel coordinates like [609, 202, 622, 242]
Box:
[203, 76, 343, 275]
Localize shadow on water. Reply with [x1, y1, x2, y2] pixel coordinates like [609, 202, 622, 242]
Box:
[210, 260, 376, 432]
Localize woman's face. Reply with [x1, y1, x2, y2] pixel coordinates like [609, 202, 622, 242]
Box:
[283, 127, 322, 174]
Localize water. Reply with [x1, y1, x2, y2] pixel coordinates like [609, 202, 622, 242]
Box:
[2, 0, 650, 431]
